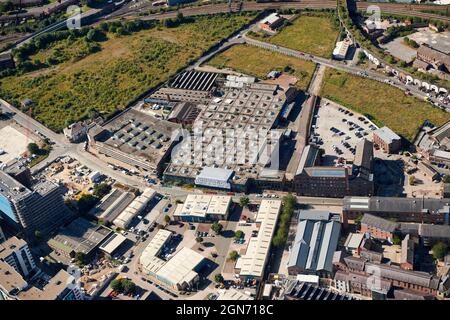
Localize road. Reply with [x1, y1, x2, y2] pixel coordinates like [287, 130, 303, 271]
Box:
[241, 34, 448, 110]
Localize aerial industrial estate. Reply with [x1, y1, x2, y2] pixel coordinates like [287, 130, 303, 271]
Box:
[0, 0, 449, 305]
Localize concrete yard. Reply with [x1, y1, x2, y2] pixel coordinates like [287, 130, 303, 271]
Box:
[312, 99, 378, 165]
[407, 28, 450, 54]
[0, 125, 34, 164]
[381, 37, 417, 63]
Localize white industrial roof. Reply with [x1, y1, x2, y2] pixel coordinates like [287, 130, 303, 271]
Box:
[217, 288, 253, 300]
[155, 247, 204, 287]
[195, 167, 234, 189]
[113, 188, 156, 228]
[174, 194, 231, 218]
[140, 229, 172, 273]
[238, 200, 282, 278]
[432, 149, 450, 160]
[261, 12, 282, 26]
[333, 40, 350, 57]
[296, 274, 320, 285]
[343, 232, 364, 250]
[99, 233, 127, 255]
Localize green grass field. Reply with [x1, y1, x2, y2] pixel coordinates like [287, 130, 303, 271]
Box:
[321, 68, 449, 141]
[0, 14, 255, 132]
[249, 13, 340, 58]
[207, 44, 316, 90]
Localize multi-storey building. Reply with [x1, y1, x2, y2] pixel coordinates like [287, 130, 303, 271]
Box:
[0, 236, 36, 277]
[342, 196, 450, 226]
[0, 170, 71, 237]
[373, 126, 402, 154]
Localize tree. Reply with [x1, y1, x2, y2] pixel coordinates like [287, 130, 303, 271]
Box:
[234, 230, 244, 241]
[392, 234, 402, 245]
[93, 183, 110, 198]
[239, 197, 250, 208]
[110, 279, 123, 292]
[110, 278, 136, 294]
[164, 215, 171, 224]
[27, 142, 40, 155]
[409, 175, 415, 186]
[74, 252, 86, 266]
[176, 11, 184, 22]
[211, 222, 223, 235]
[432, 242, 448, 261]
[214, 273, 224, 284]
[195, 237, 203, 243]
[443, 175, 450, 183]
[229, 250, 239, 261]
[122, 279, 136, 295]
[77, 194, 98, 214]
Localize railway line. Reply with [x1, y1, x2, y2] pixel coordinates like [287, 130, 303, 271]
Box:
[105, 1, 450, 24]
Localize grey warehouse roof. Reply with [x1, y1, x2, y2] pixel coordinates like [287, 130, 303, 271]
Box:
[288, 215, 341, 273]
[361, 214, 398, 233]
[343, 197, 450, 214]
[169, 71, 218, 92]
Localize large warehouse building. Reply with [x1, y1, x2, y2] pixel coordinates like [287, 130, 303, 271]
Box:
[235, 199, 282, 280]
[139, 229, 206, 292]
[173, 194, 232, 222]
[287, 210, 341, 277]
[89, 108, 181, 176]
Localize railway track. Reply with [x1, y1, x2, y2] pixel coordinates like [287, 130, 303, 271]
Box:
[105, 1, 450, 24]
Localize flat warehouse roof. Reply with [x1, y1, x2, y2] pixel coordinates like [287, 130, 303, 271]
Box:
[238, 200, 282, 278]
[174, 194, 231, 219]
[155, 247, 204, 286]
[99, 233, 127, 254]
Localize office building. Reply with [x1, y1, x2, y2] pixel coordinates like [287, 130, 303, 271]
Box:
[173, 194, 232, 222]
[342, 196, 450, 225]
[0, 263, 83, 300]
[0, 170, 71, 237]
[360, 214, 399, 242]
[0, 236, 36, 277]
[373, 126, 402, 154]
[292, 141, 374, 198]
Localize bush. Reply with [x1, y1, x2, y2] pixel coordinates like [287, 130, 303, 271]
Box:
[212, 222, 223, 235]
[110, 278, 136, 295]
[432, 242, 448, 261]
[74, 252, 87, 266]
[229, 250, 239, 261]
[214, 274, 224, 283]
[196, 237, 203, 243]
[272, 194, 296, 247]
[239, 196, 249, 208]
[93, 183, 111, 198]
[234, 230, 244, 241]
[77, 194, 98, 214]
